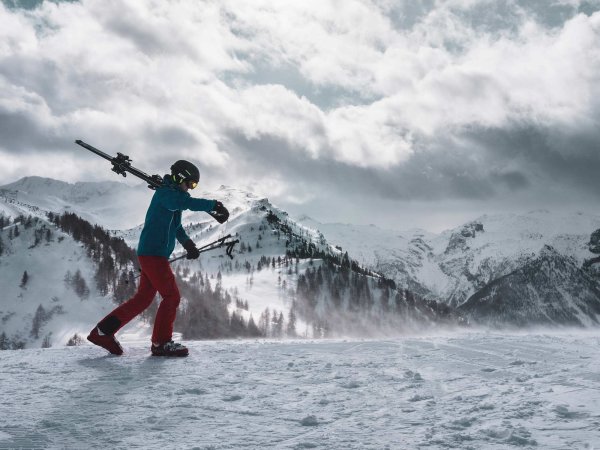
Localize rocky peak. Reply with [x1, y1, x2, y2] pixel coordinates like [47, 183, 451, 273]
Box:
[583, 228, 600, 274]
[444, 221, 484, 254]
[459, 244, 600, 326]
[588, 229, 600, 254]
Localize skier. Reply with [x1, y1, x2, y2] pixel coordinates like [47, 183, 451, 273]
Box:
[87, 160, 228, 357]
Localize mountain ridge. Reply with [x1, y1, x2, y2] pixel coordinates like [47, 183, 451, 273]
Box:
[2, 176, 600, 335]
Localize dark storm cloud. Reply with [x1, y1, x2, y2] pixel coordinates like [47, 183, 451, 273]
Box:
[463, 124, 600, 196]
[227, 132, 501, 203]
[227, 112, 600, 206]
[0, 108, 68, 152]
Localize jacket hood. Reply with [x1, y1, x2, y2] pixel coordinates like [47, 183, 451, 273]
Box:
[162, 174, 175, 186]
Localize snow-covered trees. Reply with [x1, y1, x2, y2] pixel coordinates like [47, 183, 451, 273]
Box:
[64, 270, 91, 300]
[41, 333, 52, 348]
[175, 270, 264, 339]
[66, 333, 85, 346]
[286, 307, 297, 337]
[113, 270, 136, 304]
[30, 304, 64, 340]
[49, 212, 137, 300]
[293, 259, 455, 336]
[0, 332, 24, 351]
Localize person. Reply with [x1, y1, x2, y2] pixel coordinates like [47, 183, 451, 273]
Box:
[87, 159, 228, 357]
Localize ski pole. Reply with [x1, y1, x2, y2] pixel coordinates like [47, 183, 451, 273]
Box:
[168, 235, 239, 263]
[126, 235, 239, 283]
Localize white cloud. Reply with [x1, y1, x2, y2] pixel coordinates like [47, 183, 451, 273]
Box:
[1, 0, 600, 228]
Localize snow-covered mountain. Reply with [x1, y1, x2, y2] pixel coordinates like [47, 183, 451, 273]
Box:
[1, 177, 451, 349]
[0, 176, 149, 230]
[3, 176, 600, 342]
[300, 211, 600, 301]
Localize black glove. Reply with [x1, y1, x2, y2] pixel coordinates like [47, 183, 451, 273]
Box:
[183, 239, 200, 260]
[211, 201, 230, 224]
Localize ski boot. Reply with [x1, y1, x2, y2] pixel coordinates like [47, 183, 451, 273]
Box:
[87, 327, 124, 355]
[151, 340, 189, 357]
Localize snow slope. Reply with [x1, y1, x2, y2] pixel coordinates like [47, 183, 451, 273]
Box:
[1, 331, 599, 449]
[0, 204, 148, 348]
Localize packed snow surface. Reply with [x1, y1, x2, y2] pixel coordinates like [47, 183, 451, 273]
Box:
[1, 331, 600, 449]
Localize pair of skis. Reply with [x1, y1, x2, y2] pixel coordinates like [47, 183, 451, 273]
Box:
[75, 140, 238, 260]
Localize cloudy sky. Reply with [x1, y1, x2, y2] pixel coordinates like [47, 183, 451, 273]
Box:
[1, 0, 599, 231]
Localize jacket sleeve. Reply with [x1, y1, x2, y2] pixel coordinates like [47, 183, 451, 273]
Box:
[176, 224, 190, 245]
[159, 189, 217, 212]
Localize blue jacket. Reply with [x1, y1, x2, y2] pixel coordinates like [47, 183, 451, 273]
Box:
[137, 175, 216, 257]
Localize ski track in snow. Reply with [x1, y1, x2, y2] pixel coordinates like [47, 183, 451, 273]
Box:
[1, 331, 600, 449]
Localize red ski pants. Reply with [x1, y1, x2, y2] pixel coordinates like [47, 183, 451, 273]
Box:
[100, 256, 181, 345]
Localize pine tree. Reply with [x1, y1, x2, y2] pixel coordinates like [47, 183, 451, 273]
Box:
[0, 332, 8, 350]
[247, 315, 262, 337]
[215, 271, 223, 297]
[287, 308, 297, 337]
[31, 304, 47, 339]
[73, 269, 90, 300]
[66, 333, 84, 346]
[271, 310, 283, 338]
[42, 333, 52, 348]
[258, 308, 270, 336]
[20, 271, 29, 288]
[229, 311, 246, 336]
[11, 339, 26, 350]
[113, 270, 134, 304]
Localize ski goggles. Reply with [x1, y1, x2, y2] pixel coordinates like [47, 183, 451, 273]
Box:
[187, 180, 198, 190]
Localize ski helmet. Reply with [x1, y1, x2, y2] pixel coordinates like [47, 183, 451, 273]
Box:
[171, 160, 200, 185]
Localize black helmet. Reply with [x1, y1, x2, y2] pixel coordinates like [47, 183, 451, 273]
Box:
[171, 160, 200, 184]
